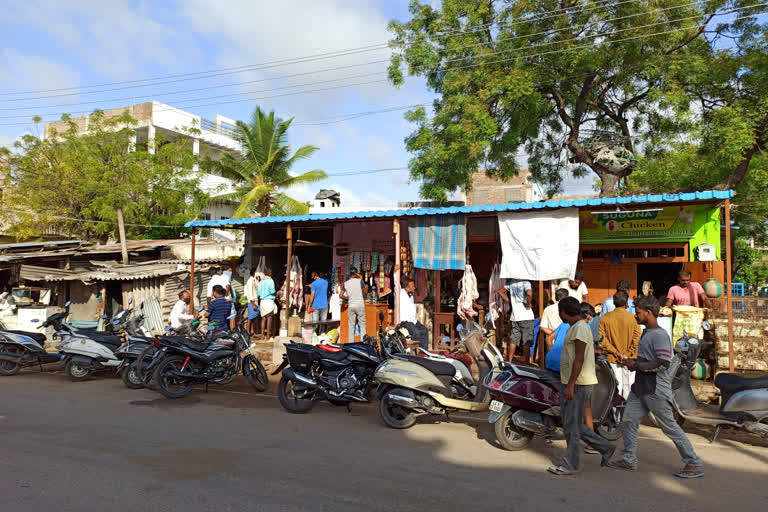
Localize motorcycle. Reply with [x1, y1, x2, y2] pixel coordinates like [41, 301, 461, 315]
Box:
[667, 332, 768, 441]
[151, 312, 268, 399]
[114, 301, 157, 389]
[0, 321, 61, 376]
[374, 320, 505, 429]
[46, 301, 124, 381]
[484, 354, 625, 451]
[273, 314, 406, 414]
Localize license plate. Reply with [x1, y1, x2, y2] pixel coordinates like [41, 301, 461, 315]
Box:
[490, 400, 504, 413]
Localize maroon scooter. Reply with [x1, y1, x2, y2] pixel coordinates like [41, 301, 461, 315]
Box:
[484, 355, 625, 451]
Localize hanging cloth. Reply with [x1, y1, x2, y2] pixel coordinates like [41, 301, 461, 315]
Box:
[457, 264, 479, 321]
[408, 214, 467, 270]
[497, 208, 579, 281]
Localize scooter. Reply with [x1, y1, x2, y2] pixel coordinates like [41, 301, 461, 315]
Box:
[374, 320, 505, 429]
[668, 332, 768, 441]
[114, 300, 157, 389]
[0, 323, 61, 376]
[54, 302, 124, 381]
[484, 354, 625, 450]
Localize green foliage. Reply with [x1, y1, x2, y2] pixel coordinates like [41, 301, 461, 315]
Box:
[388, 0, 767, 201]
[0, 111, 207, 241]
[204, 107, 327, 217]
[733, 240, 768, 291]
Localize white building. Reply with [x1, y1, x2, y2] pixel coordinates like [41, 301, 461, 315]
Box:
[44, 101, 240, 220]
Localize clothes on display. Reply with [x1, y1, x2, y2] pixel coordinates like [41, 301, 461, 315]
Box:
[497, 208, 579, 281]
[457, 264, 479, 321]
[407, 214, 466, 270]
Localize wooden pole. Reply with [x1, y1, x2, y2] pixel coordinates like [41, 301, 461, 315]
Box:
[189, 229, 197, 317]
[116, 207, 129, 265]
[538, 280, 546, 368]
[286, 224, 293, 312]
[394, 219, 400, 325]
[725, 198, 735, 373]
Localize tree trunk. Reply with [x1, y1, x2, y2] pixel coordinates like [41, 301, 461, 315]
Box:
[599, 173, 620, 196]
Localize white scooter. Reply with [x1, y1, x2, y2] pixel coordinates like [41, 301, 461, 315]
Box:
[0, 324, 61, 376]
[53, 301, 124, 381]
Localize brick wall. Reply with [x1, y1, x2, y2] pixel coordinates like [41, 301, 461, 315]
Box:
[44, 102, 154, 139]
[465, 170, 534, 206]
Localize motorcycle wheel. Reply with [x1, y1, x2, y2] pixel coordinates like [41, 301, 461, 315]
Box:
[494, 410, 534, 451]
[277, 376, 315, 414]
[244, 355, 268, 392]
[379, 392, 417, 429]
[0, 344, 22, 376]
[153, 355, 196, 399]
[66, 360, 92, 382]
[121, 366, 144, 389]
[597, 405, 624, 441]
[135, 345, 158, 385]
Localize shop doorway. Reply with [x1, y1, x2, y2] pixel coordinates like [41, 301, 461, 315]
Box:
[637, 263, 684, 302]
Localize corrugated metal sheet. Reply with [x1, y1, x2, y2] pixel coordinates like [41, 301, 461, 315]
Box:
[19, 263, 185, 283]
[139, 297, 164, 334]
[185, 189, 735, 228]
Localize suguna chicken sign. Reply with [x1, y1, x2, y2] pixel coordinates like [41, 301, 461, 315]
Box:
[579, 206, 697, 242]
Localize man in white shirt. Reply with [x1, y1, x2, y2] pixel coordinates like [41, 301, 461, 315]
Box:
[206, 266, 231, 305]
[399, 277, 429, 349]
[558, 271, 589, 303]
[541, 288, 570, 349]
[498, 279, 534, 363]
[169, 290, 194, 329]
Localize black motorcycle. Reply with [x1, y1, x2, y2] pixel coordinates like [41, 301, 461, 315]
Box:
[273, 319, 406, 414]
[151, 313, 268, 399]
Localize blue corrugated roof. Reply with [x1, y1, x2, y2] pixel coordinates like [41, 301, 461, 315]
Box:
[185, 189, 734, 228]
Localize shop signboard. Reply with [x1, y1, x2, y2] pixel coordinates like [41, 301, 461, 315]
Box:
[579, 205, 697, 243]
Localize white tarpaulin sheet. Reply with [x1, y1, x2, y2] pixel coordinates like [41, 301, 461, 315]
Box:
[498, 208, 579, 281]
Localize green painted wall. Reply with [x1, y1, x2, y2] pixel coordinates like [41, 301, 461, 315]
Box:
[689, 206, 721, 262]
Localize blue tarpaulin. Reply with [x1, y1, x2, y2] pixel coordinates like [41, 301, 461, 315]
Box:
[408, 214, 467, 270]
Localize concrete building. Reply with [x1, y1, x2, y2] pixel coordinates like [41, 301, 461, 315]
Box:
[462, 169, 542, 206]
[44, 101, 240, 220]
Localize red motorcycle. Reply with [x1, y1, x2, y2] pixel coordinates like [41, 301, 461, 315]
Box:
[485, 356, 625, 451]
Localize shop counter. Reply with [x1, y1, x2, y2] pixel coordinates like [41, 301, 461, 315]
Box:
[339, 303, 393, 342]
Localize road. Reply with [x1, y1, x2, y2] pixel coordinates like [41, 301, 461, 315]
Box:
[1, 370, 767, 512]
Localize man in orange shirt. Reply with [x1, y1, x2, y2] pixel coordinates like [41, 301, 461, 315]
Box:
[598, 291, 641, 399]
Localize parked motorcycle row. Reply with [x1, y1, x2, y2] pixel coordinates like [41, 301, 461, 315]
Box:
[2, 307, 767, 450]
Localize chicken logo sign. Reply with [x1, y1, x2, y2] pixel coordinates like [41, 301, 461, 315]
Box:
[579, 206, 697, 242]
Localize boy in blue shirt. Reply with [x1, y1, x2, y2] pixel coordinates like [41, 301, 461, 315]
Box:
[309, 271, 329, 334]
[204, 285, 231, 333]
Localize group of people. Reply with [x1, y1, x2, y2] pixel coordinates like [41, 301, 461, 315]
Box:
[495, 268, 706, 479]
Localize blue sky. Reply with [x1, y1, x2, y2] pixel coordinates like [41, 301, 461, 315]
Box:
[0, 0, 595, 206]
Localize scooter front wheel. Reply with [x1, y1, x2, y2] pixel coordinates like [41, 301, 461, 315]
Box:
[66, 360, 92, 381]
[121, 366, 144, 389]
[495, 410, 534, 451]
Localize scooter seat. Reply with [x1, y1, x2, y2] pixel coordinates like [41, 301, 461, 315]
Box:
[1, 330, 46, 344]
[715, 372, 768, 393]
[88, 332, 123, 347]
[514, 365, 562, 389]
[399, 354, 456, 376]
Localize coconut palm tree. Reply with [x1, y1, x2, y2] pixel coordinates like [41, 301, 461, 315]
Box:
[207, 107, 327, 217]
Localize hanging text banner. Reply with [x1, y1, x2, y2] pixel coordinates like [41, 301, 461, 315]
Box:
[579, 206, 696, 243]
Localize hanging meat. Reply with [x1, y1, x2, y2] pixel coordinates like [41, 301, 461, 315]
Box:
[457, 264, 479, 321]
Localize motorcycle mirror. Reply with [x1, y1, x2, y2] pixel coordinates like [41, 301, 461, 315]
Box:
[65, 301, 71, 308]
[128, 297, 133, 305]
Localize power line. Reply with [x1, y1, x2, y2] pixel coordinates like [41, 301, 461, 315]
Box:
[0, 10, 761, 129]
[0, 0, 712, 110]
[0, 0, 654, 99]
[8, 209, 185, 229]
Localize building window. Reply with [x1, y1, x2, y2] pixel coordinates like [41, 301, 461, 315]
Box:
[473, 188, 488, 205]
[320, 201, 325, 207]
[505, 188, 522, 202]
[204, 213, 211, 220]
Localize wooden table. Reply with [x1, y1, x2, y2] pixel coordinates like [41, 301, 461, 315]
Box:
[339, 303, 392, 343]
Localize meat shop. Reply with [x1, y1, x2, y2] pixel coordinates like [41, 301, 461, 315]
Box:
[185, 189, 739, 371]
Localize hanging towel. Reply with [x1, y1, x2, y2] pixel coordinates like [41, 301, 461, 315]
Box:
[408, 214, 467, 270]
[498, 208, 579, 281]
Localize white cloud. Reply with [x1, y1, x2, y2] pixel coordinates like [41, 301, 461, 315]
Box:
[0, 49, 80, 93]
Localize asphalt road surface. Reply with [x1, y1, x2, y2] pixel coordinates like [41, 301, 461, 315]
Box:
[2, 370, 767, 512]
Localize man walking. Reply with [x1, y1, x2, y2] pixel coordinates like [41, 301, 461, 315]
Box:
[548, 297, 614, 476]
[341, 267, 367, 343]
[599, 291, 641, 399]
[498, 279, 534, 363]
[309, 271, 329, 334]
[607, 295, 704, 478]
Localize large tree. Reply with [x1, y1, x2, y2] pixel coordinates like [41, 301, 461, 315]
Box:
[388, 0, 767, 200]
[0, 111, 207, 241]
[206, 107, 327, 218]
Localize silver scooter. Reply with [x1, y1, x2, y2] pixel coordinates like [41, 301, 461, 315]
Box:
[670, 332, 768, 441]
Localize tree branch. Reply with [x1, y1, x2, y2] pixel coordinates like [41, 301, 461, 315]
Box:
[664, 15, 715, 55]
[715, 112, 768, 190]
